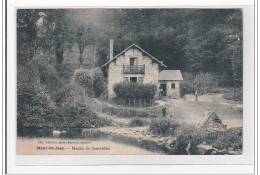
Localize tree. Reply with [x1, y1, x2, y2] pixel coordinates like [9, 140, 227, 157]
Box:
[76, 26, 94, 65]
[17, 61, 58, 128]
[37, 9, 75, 65]
[17, 9, 41, 65]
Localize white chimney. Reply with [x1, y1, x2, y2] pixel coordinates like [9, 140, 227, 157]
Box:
[110, 39, 113, 61]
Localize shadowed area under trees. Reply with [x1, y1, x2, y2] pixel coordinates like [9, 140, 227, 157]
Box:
[17, 9, 242, 131]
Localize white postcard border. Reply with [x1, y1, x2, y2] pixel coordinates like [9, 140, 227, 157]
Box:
[5, 0, 255, 174]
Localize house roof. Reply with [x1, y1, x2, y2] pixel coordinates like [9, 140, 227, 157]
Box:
[159, 70, 183, 81]
[101, 44, 167, 68]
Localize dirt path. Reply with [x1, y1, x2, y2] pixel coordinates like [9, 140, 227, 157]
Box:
[93, 94, 242, 129]
[166, 94, 243, 128]
[166, 99, 204, 125]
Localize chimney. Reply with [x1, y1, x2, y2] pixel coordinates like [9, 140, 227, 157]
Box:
[109, 39, 113, 61]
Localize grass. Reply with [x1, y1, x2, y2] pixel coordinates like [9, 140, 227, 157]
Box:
[128, 118, 147, 127]
[98, 97, 166, 118]
[101, 105, 150, 118]
[149, 118, 179, 136]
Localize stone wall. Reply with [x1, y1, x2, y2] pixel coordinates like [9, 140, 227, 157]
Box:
[108, 48, 160, 99]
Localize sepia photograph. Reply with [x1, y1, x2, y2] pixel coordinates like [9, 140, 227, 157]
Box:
[17, 8, 243, 155]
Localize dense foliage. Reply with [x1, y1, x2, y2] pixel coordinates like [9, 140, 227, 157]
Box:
[172, 127, 242, 154]
[149, 118, 179, 136]
[18, 9, 242, 81]
[129, 118, 146, 127]
[181, 72, 218, 95]
[73, 68, 106, 97]
[17, 9, 242, 130]
[113, 82, 157, 105]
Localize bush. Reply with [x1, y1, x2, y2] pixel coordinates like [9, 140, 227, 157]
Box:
[93, 78, 106, 96]
[149, 118, 179, 136]
[223, 89, 243, 101]
[57, 84, 112, 128]
[173, 127, 207, 153]
[73, 69, 92, 88]
[17, 62, 58, 129]
[212, 128, 242, 150]
[129, 118, 146, 127]
[173, 127, 242, 154]
[113, 82, 157, 106]
[73, 68, 106, 97]
[58, 101, 112, 128]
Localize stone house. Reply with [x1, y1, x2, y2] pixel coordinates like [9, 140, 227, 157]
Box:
[101, 39, 183, 99]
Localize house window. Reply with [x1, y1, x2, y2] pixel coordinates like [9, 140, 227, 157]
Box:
[171, 83, 175, 89]
[124, 77, 128, 82]
[130, 58, 136, 65]
[130, 77, 137, 83]
[138, 77, 143, 84]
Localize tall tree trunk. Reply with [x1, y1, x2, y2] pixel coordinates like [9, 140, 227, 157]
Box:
[79, 45, 84, 65]
[55, 42, 64, 64]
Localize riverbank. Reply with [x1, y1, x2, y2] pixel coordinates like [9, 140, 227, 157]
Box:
[82, 126, 177, 154]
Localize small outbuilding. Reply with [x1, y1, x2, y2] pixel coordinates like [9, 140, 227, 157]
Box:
[158, 70, 183, 98]
[197, 111, 227, 132]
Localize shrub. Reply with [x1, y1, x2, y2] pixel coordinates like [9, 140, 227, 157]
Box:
[173, 127, 207, 153]
[172, 127, 242, 154]
[73, 69, 92, 88]
[17, 62, 58, 129]
[149, 118, 179, 136]
[223, 89, 243, 101]
[73, 68, 106, 97]
[129, 118, 146, 127]
[18, 89, 58, 128]
[58, 101, 112, 128]
[93, 76, 106, 97]
[212, 128, 242, 150]
[57, 85, 112, 129]
[113, 82, 157, 106]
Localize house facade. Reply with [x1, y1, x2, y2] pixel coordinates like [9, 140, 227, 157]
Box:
[102, 40, 183, 99]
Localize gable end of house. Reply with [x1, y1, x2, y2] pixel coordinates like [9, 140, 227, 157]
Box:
[101, 44, 167, 68]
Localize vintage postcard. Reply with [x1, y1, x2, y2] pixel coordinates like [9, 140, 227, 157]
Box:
[17, 8, 243, 156]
